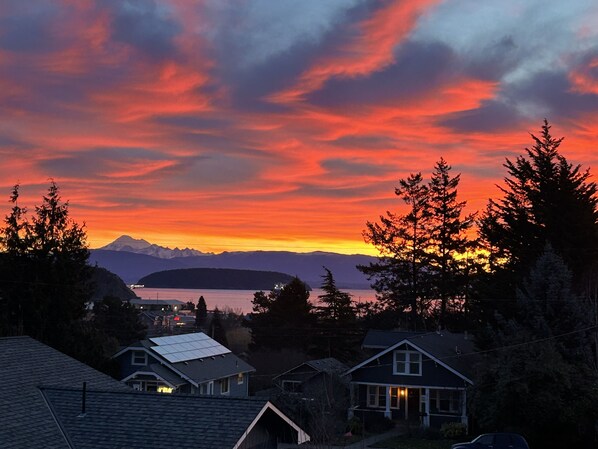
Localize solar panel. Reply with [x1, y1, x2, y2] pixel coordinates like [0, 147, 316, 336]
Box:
[149, 332, 230, 363]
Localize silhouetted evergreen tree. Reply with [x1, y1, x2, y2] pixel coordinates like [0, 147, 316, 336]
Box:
[428, 158, 476, 327]
[479, 120, 598, 316]
[247, 277, 316, 351]
[0, 182, 91, 351]
[195, 295, 207, 327]
[472, 247, 597, 448]
[92, 295, 147, 346]
[359, 173, 432, 329]
[315, 267, 359, 360]
[208, 307, 228, 347]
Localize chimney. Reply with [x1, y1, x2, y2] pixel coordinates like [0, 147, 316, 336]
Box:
[78, 382, 87, 418]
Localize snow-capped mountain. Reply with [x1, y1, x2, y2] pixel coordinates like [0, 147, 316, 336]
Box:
[98, 235, 207, 259]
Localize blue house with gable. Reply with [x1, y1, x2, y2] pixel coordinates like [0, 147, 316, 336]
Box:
[113, 332, 255, 396]
[345, 330, 476, 429]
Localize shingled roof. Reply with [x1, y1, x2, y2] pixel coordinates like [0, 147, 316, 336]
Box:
[348, 330, 478, 381]
[1, 336, 309, 449]
[41, 388, 308, 449]
[0, 336, 129, 449]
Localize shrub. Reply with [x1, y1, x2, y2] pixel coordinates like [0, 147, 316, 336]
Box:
[440, 422, 467, 439]
[365, 414, 393, 433]
[346, 417, 363, 435]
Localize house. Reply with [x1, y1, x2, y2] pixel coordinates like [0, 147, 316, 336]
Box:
[0, 335, 310, 448]
[345, 330, 476, 429]
[274, 357, 349, 399]
[113, 331, 255, 395]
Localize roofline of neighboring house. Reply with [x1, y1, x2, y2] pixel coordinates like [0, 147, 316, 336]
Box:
[113, 346, 200, 387]
[232, 401, 310, 449]
[272, 362, 318, 382]
[38, 388, 76, 449]
[344, 338, 473, 385]
[121, 371, 179, 389]
[114, 346, 256, 387]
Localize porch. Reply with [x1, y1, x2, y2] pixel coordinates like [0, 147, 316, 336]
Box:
[348, 383, 468, 429]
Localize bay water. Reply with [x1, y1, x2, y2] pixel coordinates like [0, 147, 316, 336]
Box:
[134, 287, 377, 314]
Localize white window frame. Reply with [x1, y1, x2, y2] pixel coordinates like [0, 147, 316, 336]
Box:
[430, 389, 461, 414]
[207, 381, 214, 395]
[366, 385, 387, 408]
[393, 349, 422, 376]
[220, 378, 230, 395]
[131, 350, 148, 366]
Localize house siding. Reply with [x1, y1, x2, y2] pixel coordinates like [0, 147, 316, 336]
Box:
[350, 349, 469, 388]
[116, 349, 161, 379]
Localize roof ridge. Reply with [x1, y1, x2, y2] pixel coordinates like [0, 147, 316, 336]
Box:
[40, 386, 269, 401]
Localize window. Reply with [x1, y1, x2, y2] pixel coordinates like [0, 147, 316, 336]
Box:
[281, 380, 301, 393]
[389, 387, 401, 409]
[367, 385, 387, 408]
[237, 373, 244, 385]
[131, 350, 147, 366]
[393, 350, 421, 375]
[430, 389, 461, 414]
[220, 378, 230, 395]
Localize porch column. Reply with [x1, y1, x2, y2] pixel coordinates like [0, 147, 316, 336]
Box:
[384, 385, 391, 418]
[423, 388, 430, 427]
[348, 384, 355, 419]
[461, 389, 468, 431]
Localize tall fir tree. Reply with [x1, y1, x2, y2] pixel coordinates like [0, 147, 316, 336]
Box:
[427, 158, 476, 327]
[0, 182, 91, 348]
[359, 173, 432, 329]
[479, 120, 598, 307]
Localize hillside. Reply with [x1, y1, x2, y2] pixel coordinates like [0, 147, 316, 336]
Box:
[138, 268, 299, 290]
[90, 248, 376, 288]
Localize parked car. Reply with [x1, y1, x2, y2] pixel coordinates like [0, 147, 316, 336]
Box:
[451, 433, 530, 449]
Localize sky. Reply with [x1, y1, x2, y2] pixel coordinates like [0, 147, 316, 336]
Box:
[1, 0, 597, 255]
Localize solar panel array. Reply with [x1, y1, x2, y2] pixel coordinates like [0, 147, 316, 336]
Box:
[149, 333, 230, 363]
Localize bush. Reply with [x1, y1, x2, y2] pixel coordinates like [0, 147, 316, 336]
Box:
[365, 414, 393, 433]
[440, 422, 467, 439]
[346, 417, 363, 435]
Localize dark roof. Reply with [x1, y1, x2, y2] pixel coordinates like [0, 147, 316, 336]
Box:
[361, 330, 422, 348]
[355, 330, 477, 380]
[118, 334, 255, 385]
[0, 336, 129, 449]
[305, 358, 349, 374]
[147, 363, 187, 387]
[40, 388, 284, 449]
[172, 352, 255, 384]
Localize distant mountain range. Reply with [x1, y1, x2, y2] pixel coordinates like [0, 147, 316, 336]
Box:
[99, 235, 208, 259]
[90, 236, 377, 289]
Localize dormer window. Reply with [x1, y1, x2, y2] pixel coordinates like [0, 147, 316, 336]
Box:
[131, 350, 147, 366]
[393, 349, 421, 375]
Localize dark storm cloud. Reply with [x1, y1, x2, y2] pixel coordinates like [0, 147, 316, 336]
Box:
[0, 2, 62, 53]
[321, 158, 392, 177]
[107, 0, 181, 59]
[306, 41, 457, 108]
[439, 100, 524, 133]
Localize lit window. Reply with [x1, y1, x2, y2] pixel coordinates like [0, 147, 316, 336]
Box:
[393, 350, 421, 375]
[220, 378, 230, 395]
[157, 386, 174, 394]
[237, 373, 244, 384]
[131, 350, 147, 366]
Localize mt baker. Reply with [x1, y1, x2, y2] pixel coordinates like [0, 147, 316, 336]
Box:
[90, 235, 375, 289]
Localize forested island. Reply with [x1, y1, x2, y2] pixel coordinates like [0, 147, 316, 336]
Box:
[137, 267, 302, 290]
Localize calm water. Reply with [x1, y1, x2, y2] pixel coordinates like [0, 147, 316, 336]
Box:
[134, 287, 377, 314]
